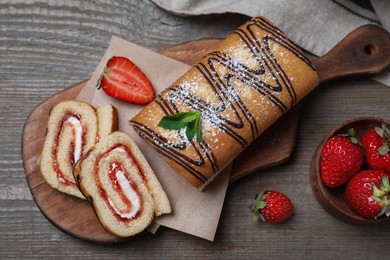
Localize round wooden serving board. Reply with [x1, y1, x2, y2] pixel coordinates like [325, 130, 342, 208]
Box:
[21, 39, 300, 243]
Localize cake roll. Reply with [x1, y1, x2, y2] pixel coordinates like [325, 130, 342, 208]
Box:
[130, 17, 319, 190]
[40, 101, 117, 198]
[73, 131, 171, 237]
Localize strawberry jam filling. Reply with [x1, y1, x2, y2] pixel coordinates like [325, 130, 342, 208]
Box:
[94, 144, 145, 222]
[52, 113, 85, 186]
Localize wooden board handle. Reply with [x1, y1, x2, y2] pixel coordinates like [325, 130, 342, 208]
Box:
[313, 25, 390, 83]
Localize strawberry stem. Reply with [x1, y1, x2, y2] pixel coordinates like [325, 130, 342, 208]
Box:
[375, 123, 390, 156]
[95, 66, 108, 90]
[371, 176, 390, 218]
[249, 191, 267, 222]
[338, 128, 359, 145]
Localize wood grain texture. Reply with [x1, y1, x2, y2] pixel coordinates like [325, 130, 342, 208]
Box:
[313, 24, 390, 83]
[3, 0, 390, 259]
[21, 40, 298, 243]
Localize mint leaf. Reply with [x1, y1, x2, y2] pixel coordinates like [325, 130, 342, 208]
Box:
[158, 110, 203, 142]
[195, 114, 203, 142]
[157, 112, 188, 130]
[181, 111, 198, 123]
[185, 120, 196, 140]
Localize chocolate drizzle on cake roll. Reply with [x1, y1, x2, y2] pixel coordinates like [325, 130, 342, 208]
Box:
[130, 17, 319, 190]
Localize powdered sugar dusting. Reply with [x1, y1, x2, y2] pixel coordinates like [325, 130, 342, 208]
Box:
[131, 17, 318, 186]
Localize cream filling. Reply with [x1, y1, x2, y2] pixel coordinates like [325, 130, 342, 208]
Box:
[65, 116, 83, 164]
[107, 148, 141, 219]
[108, 168, 141, 219]
[112, 147, 126, 153]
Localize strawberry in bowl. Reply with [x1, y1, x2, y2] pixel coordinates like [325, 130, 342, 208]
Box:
[320, 128, 363, 188]
[310, 117, 390, 224]
[360, 123, 390, 173]
[345, 169, 390, 219]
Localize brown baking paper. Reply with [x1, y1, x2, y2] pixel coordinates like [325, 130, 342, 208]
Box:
[77, 36, 230, 241]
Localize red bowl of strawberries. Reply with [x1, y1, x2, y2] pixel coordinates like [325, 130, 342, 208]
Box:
[310, 117, 390, 224]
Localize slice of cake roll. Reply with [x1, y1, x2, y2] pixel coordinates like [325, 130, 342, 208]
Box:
[40, 101, 117, 199]
[97, 104, 118, 140]
[73, 131, 171, 237]
[130, 17, 319, 190]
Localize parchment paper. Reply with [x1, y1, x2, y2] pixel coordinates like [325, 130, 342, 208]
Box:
[77, 36, 230, 241]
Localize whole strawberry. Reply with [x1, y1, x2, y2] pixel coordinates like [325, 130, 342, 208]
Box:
[344, 169, 390, 219]
[360, 123, 390, 172]
[320, 128, 363, 188]
[250, 190, 293, 223]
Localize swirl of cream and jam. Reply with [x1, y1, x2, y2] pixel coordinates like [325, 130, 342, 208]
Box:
[52, 113, 86, 186]
[93, 144, 145, 221]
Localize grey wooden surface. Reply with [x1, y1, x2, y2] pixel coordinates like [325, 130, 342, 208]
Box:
[2, 0, 390, 259]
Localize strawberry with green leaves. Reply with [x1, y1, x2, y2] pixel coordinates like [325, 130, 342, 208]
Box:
[96, 56, 155, 105]
[345, 169, 390, 219]
[360, 123, 390, 173]
[250, 190, 294, 224]
[320, 128, 363, 188]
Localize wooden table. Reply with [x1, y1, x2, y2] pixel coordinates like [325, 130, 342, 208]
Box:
[2, 0, 390, 258]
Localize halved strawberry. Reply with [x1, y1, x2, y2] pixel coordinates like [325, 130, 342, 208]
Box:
[96, 56, 155, 105]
